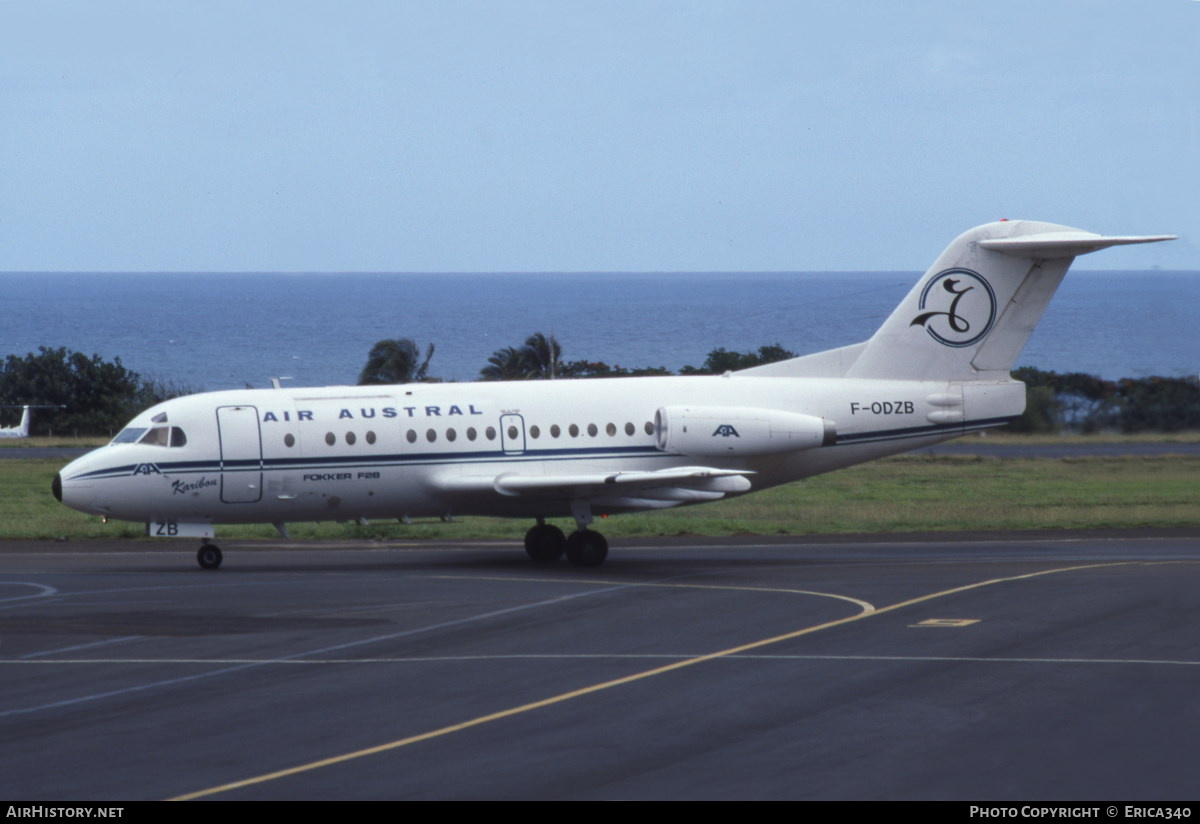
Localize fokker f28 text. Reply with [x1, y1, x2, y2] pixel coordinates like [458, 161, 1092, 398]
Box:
[54, 220, 1174, 569]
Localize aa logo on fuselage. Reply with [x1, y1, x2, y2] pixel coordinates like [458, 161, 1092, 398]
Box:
[910, 268, 997, 348]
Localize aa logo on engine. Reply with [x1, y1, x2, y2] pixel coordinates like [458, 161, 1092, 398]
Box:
[712, 424, 740, 437]
[910, 268, 997, 348]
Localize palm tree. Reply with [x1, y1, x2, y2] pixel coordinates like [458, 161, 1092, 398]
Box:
[358, 339, 435, 385]
[521, 332, 561, 379]
[479, 333, 563, 381]
[479, 346, 527, 381]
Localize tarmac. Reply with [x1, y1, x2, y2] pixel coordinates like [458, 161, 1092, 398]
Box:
[2, 531, 1198, 800]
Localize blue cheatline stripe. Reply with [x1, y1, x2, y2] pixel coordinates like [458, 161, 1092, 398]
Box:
[834, 416, 1017, 446]
[63, 417, 1018, 482]
[64, 445, 665, 481]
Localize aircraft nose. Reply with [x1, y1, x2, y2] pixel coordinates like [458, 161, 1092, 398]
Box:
[55, 454, 106, 515]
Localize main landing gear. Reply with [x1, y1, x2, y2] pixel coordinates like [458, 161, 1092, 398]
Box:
[197, 541, 223, 570]
[523, 508, 609, 568]
[524, 521, 567, 562]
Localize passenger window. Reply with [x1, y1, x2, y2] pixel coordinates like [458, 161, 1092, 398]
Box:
[625, 422, 635, 436]
[550, 424, 561, 438]
[644, 421, 654, 435]
[446, 428, 457, 442]
[346, 432, 357, 446]
[587, 423, 598, 437]
[605, 423, 616, 437]
[569, 424, 579, 438]
[467, 427, 477, 441]
[406, 429, 417, 443]
[485, 426, 497, 440]
[366, 431, 376, 445]
[325, 432, 336, 446]
[529, 425, 540, 439]
[426, 429, 437, 442]
[284, 433, 296, 448]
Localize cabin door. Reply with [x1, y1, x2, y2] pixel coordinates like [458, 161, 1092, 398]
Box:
[499, 413, 526, 455]
[217, 405, 263, 503]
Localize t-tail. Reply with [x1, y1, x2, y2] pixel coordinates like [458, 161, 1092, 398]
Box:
[743, 220, 1175, 382]
[849, 220, 1176, 381]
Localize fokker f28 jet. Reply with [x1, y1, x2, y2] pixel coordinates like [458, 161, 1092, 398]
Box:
[54, 220, 1173, 569]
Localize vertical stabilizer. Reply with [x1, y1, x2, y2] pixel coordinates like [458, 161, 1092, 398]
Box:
[844, 220, 1174, 381]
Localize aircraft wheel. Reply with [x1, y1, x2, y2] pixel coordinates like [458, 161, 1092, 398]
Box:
[524, 523, 566, 562]
[197, 544, 223, 570]
[565, 529, 608, 568]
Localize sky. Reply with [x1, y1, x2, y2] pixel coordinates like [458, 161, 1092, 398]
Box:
[1, 0, 1196, 272]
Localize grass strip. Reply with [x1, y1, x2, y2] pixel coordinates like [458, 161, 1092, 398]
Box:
[6, 453, 1197, 542]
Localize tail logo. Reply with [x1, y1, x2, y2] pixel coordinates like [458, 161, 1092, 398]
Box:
[910, 268, 997, 348]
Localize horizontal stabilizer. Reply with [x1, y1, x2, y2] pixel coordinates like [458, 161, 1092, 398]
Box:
[979, 232, 1176, 259]
[844, 220, 1176, 380]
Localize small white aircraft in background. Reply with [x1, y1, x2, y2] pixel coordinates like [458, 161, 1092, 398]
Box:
[54, 220, 1173, 569]
[0, 406, 63, 439]
[0, 407, 33, 439]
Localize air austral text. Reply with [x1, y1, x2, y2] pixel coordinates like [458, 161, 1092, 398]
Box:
[7, 809, 123, 819]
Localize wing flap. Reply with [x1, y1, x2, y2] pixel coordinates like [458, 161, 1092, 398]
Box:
[433, 465, 753, 500]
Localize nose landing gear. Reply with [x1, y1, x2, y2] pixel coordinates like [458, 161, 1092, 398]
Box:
[197, 541, 223, 570]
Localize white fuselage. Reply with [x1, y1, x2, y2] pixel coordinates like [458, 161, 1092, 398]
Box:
[55, 374, 1023, 527]
[52, 219, 1174, 568]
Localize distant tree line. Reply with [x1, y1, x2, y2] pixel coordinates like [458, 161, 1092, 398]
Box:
[357, 333, 798, 384]
[1009, 367, 1200, 433]
[356, 335, 1200, 434]
[6, 340, 1194, 437]
[0, 347, 193, 436]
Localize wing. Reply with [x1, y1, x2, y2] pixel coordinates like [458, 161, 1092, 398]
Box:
[434, 465, 754, 509]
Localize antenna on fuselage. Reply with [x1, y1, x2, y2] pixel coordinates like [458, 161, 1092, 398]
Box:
[269, 377, 294, 389]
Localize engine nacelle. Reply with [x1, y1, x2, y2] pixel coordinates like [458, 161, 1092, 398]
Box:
[654, 406, 836, 458]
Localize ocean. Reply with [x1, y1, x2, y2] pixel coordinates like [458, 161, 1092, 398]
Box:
[1, 270, 1196, 391]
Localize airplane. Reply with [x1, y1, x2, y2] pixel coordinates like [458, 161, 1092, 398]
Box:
[0, 405, 63, 439]
[53, 220, 1174, 570]
[0, 406, 33, 439]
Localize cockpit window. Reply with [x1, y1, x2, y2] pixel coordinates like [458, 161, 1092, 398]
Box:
[136, 426, 188, 447]
[140, 427, 170, 446]
[111, 427, 147, 444]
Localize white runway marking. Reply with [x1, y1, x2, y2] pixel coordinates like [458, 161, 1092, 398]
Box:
[6, 653, 1198, 667]
[0, 579, 636, 718]
[430, 573, 877, 613]
[19, 636, 144, 659]
[0, 581, 58, 605]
